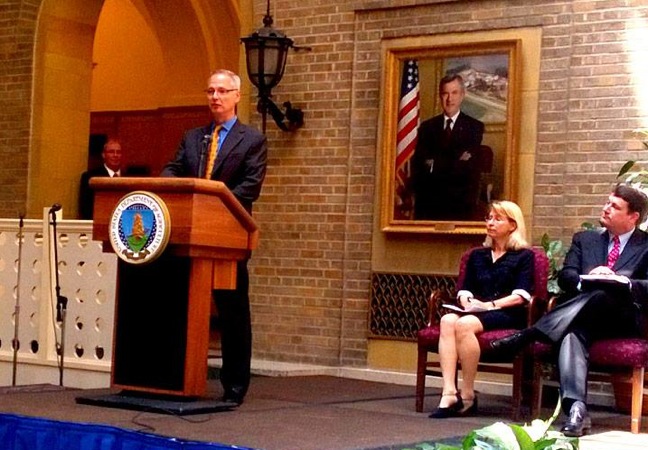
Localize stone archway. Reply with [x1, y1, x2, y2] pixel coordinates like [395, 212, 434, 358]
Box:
[29, 0, 104, 218]
[29, 0, 248, 218]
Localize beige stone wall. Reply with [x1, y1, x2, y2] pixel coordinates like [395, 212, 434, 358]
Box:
[1, 0, 648, 370]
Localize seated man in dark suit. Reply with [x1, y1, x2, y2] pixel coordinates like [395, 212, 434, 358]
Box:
[79, 138, 123, 219]
[491, 183, 648, 436]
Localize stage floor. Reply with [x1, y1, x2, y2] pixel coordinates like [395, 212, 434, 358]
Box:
[0, 376, 643, 450]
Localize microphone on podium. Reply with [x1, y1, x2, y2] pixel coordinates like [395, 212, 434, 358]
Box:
[199, 135, 212, 178]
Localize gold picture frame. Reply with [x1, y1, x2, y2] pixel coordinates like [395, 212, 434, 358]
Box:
[379, 39, 521, 234]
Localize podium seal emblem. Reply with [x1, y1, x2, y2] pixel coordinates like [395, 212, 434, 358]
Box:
[109, 191, 171, 264]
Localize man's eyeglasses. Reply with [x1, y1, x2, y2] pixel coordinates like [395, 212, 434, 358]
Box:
[205, 88, 238, 97]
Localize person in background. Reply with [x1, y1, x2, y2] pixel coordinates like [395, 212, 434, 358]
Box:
[491, 184, 648, 437]
[430, 200, 533, 418]
[79, 138, 123, 220]
[161, 69, 267, 405]
[412, 74, 485, 220]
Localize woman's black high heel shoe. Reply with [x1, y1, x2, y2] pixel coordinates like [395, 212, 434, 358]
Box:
[459, 395, 478, 416]
[429, 393, 463, 419]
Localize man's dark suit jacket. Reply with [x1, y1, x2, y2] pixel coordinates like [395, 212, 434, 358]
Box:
[559, 228, 648, 306]
[161, 120, 267, 213]
[412, 111, 485, 220]
[79, 165, 111, 220]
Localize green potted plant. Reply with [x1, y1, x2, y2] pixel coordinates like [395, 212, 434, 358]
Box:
[433, 401, 579, 450]
[540, 234, 566, 296]
[618, 128, 648, 193]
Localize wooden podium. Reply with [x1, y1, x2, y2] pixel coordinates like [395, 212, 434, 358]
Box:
[89, 177, 258, 399]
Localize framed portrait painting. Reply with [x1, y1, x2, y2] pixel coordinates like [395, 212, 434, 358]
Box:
[379, 38, 521, 234]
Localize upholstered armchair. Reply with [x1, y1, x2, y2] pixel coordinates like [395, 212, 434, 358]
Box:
[530, 299, 648, 433]
[415, 247, 549, 419]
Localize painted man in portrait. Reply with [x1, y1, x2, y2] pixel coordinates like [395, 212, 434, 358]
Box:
[411, 74, 486, 221]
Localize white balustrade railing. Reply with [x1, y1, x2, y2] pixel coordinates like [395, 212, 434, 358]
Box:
[0, 210, 116, 388]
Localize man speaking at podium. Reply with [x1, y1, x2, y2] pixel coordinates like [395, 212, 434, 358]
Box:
[162, 69, 268, 405]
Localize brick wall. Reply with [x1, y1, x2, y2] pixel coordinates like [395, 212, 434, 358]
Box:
[532, 0, 646, 238]
[249, 0, 648, 366]
[1, 0, 647, 368]
[0, 1, 38, 217]
[249, 0, 364, 365]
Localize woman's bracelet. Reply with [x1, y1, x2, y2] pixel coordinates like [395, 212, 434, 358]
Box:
[490, 301, 496, 309]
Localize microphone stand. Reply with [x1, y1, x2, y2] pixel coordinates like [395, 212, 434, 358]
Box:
[11, 213, 24, 386]
[199, 134, 211, 178]
[50, 207, 68, 386]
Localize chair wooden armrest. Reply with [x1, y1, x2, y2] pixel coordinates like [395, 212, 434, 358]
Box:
[526, 295, 548, 326]
[426, 287, 453, 326]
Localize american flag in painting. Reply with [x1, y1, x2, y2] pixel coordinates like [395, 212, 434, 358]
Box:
[394, 59, 420, 219]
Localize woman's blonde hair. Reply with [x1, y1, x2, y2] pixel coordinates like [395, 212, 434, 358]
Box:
[483, 200, 529, 250]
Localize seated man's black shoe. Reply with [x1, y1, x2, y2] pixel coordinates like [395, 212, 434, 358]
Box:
[489, 329, 536, 355]
[222, 386, 246, 406]
[560, 401, 591, 437]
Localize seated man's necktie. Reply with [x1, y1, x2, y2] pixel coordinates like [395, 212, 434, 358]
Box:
[607, 235, 620, 268]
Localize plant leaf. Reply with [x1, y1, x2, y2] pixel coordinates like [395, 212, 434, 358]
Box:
[547, 279, 561, 295]
[472, 422, 520, 450]
[532, 438, 557, 450]
[548, 397, 562, 427]
[462, 430, 477, 450]
[510, 424, 535, 450]
[618, 160, 637, 178]
[548, 239, 563, 255]
[432, 444, 460, 450]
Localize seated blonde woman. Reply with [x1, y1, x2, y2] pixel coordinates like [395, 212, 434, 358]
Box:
[430, 200, 534, 418]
